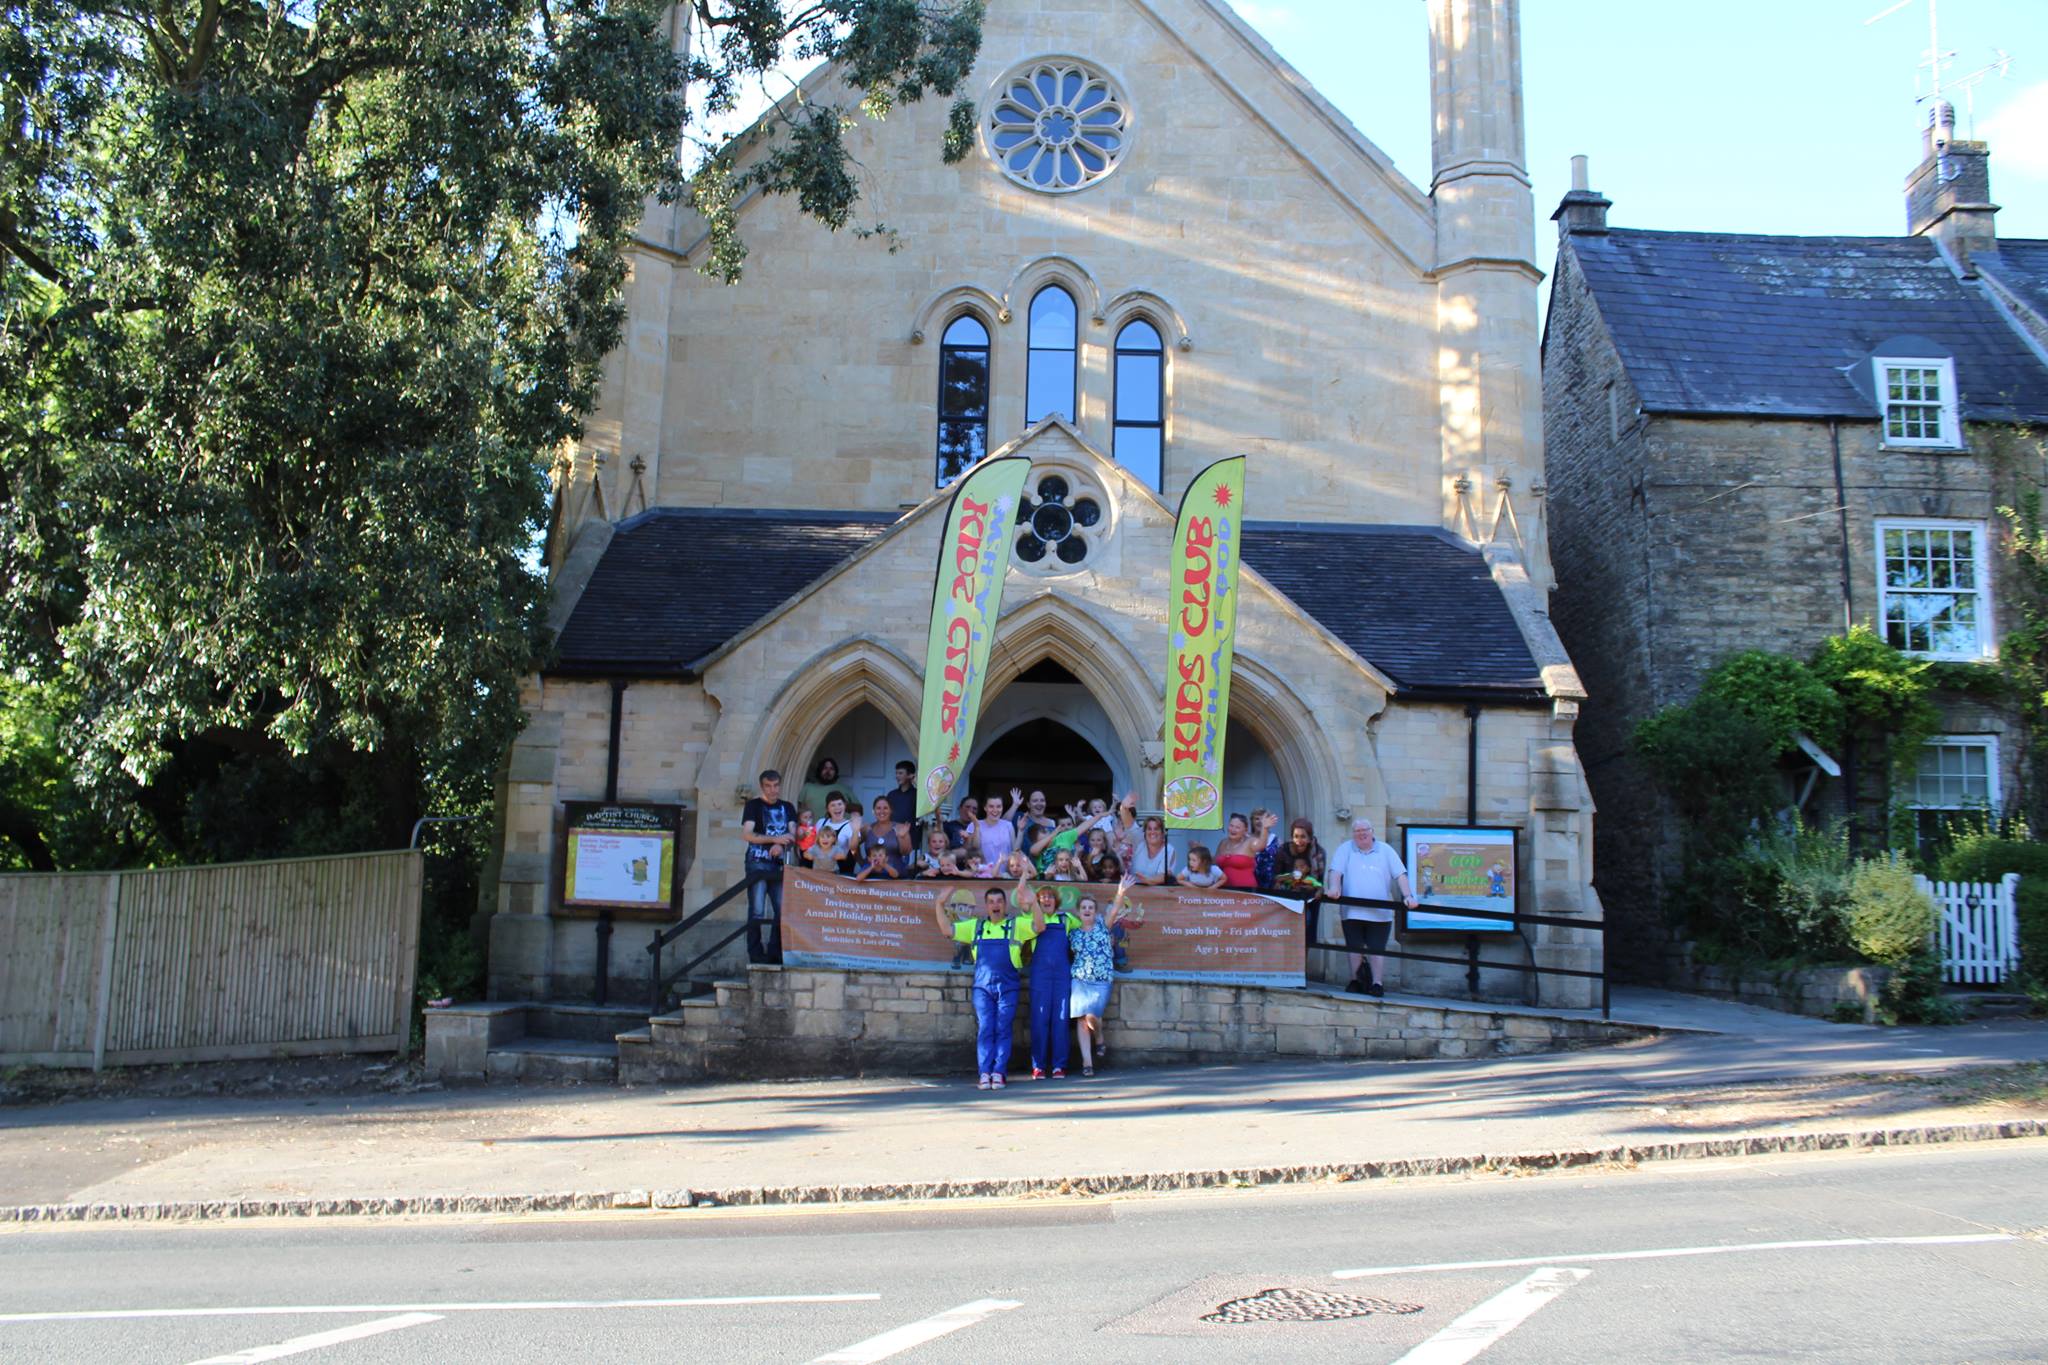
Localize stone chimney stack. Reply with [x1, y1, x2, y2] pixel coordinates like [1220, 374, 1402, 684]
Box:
[1906, 100, 1997, 267]
[1552, 154, 1611, 237]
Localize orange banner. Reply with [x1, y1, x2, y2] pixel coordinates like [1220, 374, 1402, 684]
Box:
[779, 866, 1303, 986]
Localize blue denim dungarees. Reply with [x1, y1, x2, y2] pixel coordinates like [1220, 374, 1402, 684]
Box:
[969, 916, 1027, 1076]
[1028, 911, 1079, 1073]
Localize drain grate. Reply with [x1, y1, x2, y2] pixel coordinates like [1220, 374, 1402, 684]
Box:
[1201, 1287, 1423, 1325]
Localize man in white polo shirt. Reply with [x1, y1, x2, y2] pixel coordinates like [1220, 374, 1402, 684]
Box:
[1324, 817, 1417, 997]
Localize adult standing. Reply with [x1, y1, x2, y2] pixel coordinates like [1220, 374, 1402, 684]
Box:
[1213, 812, 1261, 889]
[1012, 788, 1058, 869]
[861, 795, 913, 878]
[934, 885, 1037, 1089]
[1264, 815, 1326, 945]
[739, 770, 797, 964]
[1066, 880, 1131, 1076]
[1024, 878, 1079, 1079]
[816, 792, 861, 875]
[1325, 818, 1417, 997]
[875, 760, 920, 844]
[1128, 815, 1175, 887]
[971, 793, 1016, 875]
[797, 757, 842, 822]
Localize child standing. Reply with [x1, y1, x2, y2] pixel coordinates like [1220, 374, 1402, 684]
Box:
[935, 885, 1037, 1089]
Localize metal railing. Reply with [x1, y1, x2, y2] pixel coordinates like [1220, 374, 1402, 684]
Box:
[1312, 894, 1611, 1019]
[645, 877, 751, 1013]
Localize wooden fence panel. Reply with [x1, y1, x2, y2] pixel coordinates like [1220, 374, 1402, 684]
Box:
[0, 873, 117, 1064]
[2, 851, 422, 1068]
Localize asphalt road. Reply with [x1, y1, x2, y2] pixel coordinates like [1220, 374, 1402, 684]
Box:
[3, 1142, 2046, 1363]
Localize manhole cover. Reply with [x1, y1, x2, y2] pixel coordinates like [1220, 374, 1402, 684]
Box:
[1200, 1287, 1423, 1325]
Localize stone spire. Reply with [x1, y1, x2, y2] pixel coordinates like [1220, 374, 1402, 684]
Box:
[1427, 0, 1547, 588]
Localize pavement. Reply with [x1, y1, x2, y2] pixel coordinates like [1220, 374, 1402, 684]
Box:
[2, 987, 2044, 1221]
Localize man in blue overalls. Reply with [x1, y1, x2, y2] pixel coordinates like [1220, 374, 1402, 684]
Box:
[935, 886, 1036, 1090]
[1025, 883, 1079, 1079]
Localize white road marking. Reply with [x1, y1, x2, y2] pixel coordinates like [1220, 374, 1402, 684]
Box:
[1334, 1232, 2016, 1279]
[184, 1312, 442, 1364]
[1388, 1267, 1587, 1365]
[0, 1293, 879, 1325]
[807, 1298, 1022, 1364]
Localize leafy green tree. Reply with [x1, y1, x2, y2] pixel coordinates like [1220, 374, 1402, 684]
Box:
[1, 0, 982, 865]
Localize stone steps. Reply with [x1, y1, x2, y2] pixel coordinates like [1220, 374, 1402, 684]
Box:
[1946, 991, 2035, 1020]
[486, 1036, 620, 1084]
[425, 1000, 652, 1083]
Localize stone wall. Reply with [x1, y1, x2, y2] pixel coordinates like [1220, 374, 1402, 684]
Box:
[1661, 947, 1893, 1023]
[1544, 232, 2037, 980]
[617, 965, 1651, 1085]
[553, 0, 1546, 548]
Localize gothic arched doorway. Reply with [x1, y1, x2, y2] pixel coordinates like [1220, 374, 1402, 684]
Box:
[966, 717, 1115, 812]
[803, 703, 912, 816]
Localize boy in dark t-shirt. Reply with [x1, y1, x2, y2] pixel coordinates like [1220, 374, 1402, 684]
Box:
[740, 770, 797, 964]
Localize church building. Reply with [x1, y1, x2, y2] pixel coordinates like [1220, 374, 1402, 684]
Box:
[483, 0, 1605, 1008]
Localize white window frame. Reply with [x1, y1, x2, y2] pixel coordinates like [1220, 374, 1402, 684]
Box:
[1906, 734, 2002, 832]
[1873, 356, 1960, 449]
[1874, 517, 1994, 660]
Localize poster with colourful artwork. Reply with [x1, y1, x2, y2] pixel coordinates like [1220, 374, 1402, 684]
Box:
[1401, 825, 1518, 933]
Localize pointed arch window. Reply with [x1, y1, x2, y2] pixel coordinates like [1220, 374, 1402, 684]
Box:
[1025, 285, 1077, 424]
[1113, 318, 1165, 489]
[936, 313, 991, 486]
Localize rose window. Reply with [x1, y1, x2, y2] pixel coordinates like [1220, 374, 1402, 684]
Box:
[987, 59, 1131, 193]
[1015, 473, 1103, 568]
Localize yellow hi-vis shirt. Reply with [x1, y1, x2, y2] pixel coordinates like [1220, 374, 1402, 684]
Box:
[952, 913, 1037, 970]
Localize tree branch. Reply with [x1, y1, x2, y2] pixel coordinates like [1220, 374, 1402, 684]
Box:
[0, 207, 71, 290]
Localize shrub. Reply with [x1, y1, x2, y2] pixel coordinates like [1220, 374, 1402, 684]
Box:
[1701, 651, 1845, 753]
[1845, 854, 1937, 967]
[1752, 822, 1853, 957]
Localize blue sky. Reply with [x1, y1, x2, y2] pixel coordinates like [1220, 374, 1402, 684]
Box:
[1236, 0, 2048, 278]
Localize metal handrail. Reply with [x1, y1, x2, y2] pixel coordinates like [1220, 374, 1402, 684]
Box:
[1314, 893, 1611, 1018]
[648, 878, 750, 952]
[646, 877, 751, 1012]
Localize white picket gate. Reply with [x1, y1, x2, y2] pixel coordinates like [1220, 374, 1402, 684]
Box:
[1915, 874, 2022, 986]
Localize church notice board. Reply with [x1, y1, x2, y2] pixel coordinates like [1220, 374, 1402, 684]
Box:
[557, 801, 688, 918]
[779, 866, 1305, 987]
[1400, 825, 1518, 934]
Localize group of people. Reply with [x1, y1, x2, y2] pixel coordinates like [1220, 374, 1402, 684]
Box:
[740, 759, 1425, 1085]
[935, 869, 1137, 1087]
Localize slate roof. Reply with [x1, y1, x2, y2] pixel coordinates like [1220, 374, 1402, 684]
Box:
[1240, 523, 1543, 699]
[550, 510, 1546, 700]
[1977, 240, 2048, 327]
[1567, 229, 2048, 423]
[550, 508, 897, 676]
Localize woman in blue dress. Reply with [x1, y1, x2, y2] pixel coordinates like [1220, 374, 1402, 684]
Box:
[1067, 875, 1133, 1077]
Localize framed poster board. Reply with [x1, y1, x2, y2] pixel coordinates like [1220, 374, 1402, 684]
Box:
[1400, 825, 1518, 934]
[557, 801, 687, 919]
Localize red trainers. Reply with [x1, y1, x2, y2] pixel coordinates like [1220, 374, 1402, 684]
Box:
[1030, 1067, 1046, 1080]
[1050, 1068, 1066, 1078]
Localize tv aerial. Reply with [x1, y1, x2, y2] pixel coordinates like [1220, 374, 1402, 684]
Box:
[1865, 0, 2014, 179]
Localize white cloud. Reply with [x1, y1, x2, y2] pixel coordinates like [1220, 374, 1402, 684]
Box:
[1978, 79, 2048, 178]
[1229, 1, 1298, 34]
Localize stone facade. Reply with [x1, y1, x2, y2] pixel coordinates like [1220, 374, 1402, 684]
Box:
[488, 0, 1609, 1012]
[1542, 165, 2046, 979]
[614, 965, 1650, 1084]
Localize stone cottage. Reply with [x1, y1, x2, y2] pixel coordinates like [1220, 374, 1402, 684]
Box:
[483, 0, 1604, 1007]
[1543, 111, 2048, 977]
